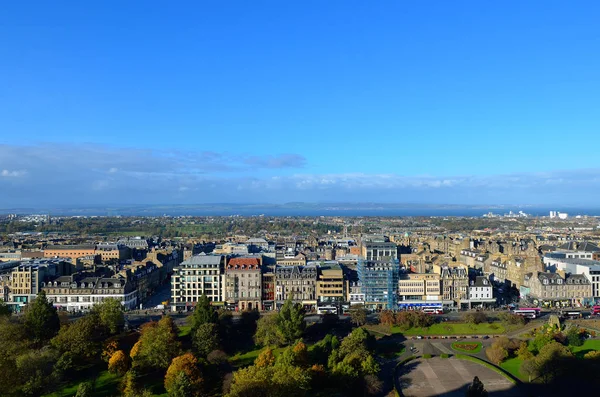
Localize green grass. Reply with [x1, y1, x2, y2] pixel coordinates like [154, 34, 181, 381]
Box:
[451, 342, 482, 353]
[570, 339, 600, 358]
[229, 346, 286, 367]
[500, 357, 526, 381]
[391, 322, 506, 336]
[177, 324, 192, 338]
[42, 370, 121, 397]
[455, 355, 517, 384]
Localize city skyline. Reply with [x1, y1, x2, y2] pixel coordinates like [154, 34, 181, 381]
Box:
[2, 1, 600, 207]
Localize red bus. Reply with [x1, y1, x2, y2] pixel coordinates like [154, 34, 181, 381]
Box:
[592, 306, 600, 315]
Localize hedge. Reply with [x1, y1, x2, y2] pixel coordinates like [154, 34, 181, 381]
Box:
[440, 353, 449, 358]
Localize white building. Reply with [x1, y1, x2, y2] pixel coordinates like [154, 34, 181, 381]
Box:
[468, 276, 494, 303]
[41, 275, 137, 311]
[171, 254, 225, 312]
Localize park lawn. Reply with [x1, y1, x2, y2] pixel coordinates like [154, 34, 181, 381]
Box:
[391, 322, 505, 336]
[229, 346, 285, 367]
[500, 357, 526, 381]
[570, 339, 600, 358]
[451, 342, 482, 353]
[178, 324, 193, 337]
[42, 370, 121, 397]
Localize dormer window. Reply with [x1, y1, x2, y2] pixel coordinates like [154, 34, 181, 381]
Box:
[543, 279, 548, 285]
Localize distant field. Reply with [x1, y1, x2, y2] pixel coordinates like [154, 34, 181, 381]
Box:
[391, 322, 506, 336]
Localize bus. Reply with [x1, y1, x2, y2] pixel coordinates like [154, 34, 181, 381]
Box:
[592, 306, 600, 316]
[561, 311, 582, 319]
[317, 306, 338, 315]
[422, 308, 443, 315]
[518, 307, 541, 315]
[513, 309, 536, 318]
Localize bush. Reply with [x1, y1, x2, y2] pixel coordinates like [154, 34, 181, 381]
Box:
[422, 354, 432, 359]
[463, 312, 488, 325]
[498, 312, 525, 326]
[440, 353, 449, 358]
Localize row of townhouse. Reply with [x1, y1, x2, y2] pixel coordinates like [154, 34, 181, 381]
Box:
[4, 247, 182, 312]
[170, 254, 347, 312]
[171, 255, 496, 312]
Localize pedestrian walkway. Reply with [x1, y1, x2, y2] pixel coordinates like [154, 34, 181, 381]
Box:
[431, 342, 452, 354]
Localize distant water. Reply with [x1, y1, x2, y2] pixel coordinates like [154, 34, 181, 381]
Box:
[39, 206, 600, 217]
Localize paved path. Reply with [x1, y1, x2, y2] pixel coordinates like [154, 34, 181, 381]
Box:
[398, 357, 520, 397]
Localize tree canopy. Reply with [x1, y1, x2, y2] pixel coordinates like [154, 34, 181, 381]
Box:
[24, 291, 60, 345]
[190, 295, 218, 331]
[133, 316, 182, 370]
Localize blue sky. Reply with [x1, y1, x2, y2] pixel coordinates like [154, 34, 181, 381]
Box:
[1, 1, 599, 207]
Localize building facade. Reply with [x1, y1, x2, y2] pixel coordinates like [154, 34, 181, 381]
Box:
[468, 276, 494, 304]
[314, 262, 346, 304]
[357, 259, 400, 309]
[362, 242, 398, 261]
[275, 265, 317, 308]
[225, 257, 262, 311]
[440, 266, 469, 303]
[523, 271, 592, 307]
[398, 272, 442, 307]
[42, 275, 137, 311]
[171, 254, 225, 312]
[44, 245, 96, 260]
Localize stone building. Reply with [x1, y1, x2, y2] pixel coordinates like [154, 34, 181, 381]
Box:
[275, 264, 317, 308]
[523, 271, 592, 307]
[42, 274, 137, 311]
[225, 257, 262, 311]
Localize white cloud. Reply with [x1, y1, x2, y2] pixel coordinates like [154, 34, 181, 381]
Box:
[1, 143, 600, 206]
[1, 169, 26, 178]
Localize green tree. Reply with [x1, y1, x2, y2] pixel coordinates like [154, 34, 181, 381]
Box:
[134, 316, 182, 370]
[463, 312, 488, 325]
[516, 341, 533, 361]
[93, 298, 124, 335]
[349, 304, 368, 326]
[227, 362, 311, 397]
[193, 322, 221, 357]
[278, 297, 306, 344]
[535, 341, 573, 384]
[0, 319, 28, 396]
[520, 359, 539, 382]
[190, 295, 218, 331]
[0, 299, 11, 317]
[566, 326, 583, 347]
[16, 348, 59, 396]
[24, 291, 60, 345]
[75, 381, 93, 397]
[530, 332, 553, 355]
[121, 368, 141, 397]
[465, 376, 488, 397]
[51, 313, 107, 362]
[254, 314, 285, 347]
[168, 371, 194, 397]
